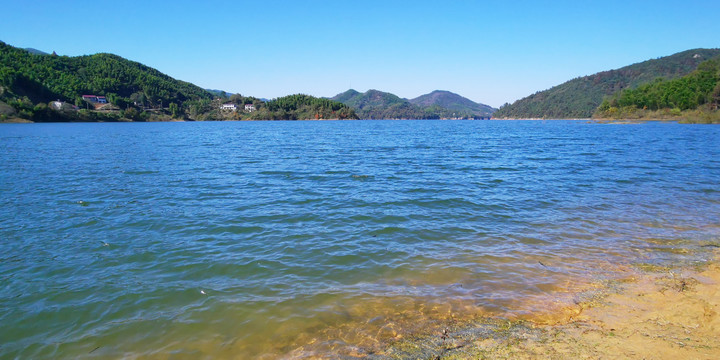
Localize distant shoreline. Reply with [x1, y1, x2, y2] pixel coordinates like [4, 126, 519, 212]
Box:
[491, 118, 593, 121]
[5, 117, 714, 124]
[0, 117, 588, 123]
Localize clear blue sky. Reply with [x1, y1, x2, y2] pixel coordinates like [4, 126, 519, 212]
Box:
[2, 0, 719, 107]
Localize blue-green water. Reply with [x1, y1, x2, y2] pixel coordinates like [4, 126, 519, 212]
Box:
[1, 120, 719, 358]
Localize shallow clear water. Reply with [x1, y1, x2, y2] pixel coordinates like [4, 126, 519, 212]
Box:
[1, 120, 719, 358]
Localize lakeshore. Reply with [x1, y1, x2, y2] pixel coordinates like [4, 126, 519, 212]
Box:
[375, 248, 720, 359]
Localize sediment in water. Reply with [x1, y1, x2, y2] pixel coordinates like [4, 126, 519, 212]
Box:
[371, 247, 720, 359]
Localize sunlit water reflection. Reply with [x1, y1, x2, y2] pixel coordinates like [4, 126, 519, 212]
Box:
[1, 120, 719, 358]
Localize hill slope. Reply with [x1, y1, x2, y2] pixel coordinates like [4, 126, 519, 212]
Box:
[332, 89, 407, 111]
[331, 89, 425, 119]
[0, 40, 213, 119]
[0, 41, 359, 122]
[494, 48, 720, 119]
[409, 90, 495, 117]
[331, 89, 495, 119]
[595, 55, 720, 123]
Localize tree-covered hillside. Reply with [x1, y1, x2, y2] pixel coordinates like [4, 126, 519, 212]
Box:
[0, 40, 213, 121]
[595, 55, 720, 123]
[494, 48, 720, 119]
[409, 90, 495, 117]
[0, 41, 358, 122]
[331, 89, 423, 119]
[331, 89, 494, 119]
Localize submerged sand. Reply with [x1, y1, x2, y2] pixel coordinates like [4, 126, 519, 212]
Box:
[378, 249, 720, 359]
[112, 248, 720, 359]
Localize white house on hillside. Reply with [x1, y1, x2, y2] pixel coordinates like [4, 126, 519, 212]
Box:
[82, 95, 107, 103]
[244, 104, 255, 112]
[220, 103, 237, 111]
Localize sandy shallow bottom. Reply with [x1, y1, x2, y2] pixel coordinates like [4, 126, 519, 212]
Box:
[373, 249, 720, 359]
[92, 249, 720, 359]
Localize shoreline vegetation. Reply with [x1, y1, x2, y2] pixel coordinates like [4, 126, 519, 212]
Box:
[3, 40, 720, 123]
[0, 117, 681, 123]
[0, 95, 360, 123]
[2, 117, 714, 124]
[370, 247, 720, 359]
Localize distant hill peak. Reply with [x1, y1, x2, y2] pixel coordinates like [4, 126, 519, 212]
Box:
[339, 89, 360, 95]
[411, 90, 467, 104]
[331, 89, 495, 119]
[409, 90, 495, 115]
[427, 90, 454, 96]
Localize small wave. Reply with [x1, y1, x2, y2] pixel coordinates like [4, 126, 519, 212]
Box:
[123, 170, 158, 175]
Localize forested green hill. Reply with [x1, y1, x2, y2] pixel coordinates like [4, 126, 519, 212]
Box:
[595, 55, 720, 123]
[331, 89, 413, 119]
[0, 40, 213, 120]
[331, 89, 494, 119]
[0, 41, 355, 121]
[493, 48, 720, 119]
[409, 90, 495, 117]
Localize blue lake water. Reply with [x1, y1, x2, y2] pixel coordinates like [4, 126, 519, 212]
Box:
[1, 120, 719, 358]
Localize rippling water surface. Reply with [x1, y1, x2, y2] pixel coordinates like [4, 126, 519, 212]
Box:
[1, 120, 719, 358]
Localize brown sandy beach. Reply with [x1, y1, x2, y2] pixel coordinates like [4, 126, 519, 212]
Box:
[379, 249, 720, 359]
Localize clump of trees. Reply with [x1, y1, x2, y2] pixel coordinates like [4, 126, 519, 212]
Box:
[258, 94, 357, 120]
[595, 56, 720, 123]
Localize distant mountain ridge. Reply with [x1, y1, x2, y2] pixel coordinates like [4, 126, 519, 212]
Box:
[331, 89, 495, 119]
[494, 48, 720, 119]
[409, 90, 495, 116]
[10, 40, 717, 122]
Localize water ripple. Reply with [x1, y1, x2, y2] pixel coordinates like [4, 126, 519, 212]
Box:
[1, 120, 719, 358]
